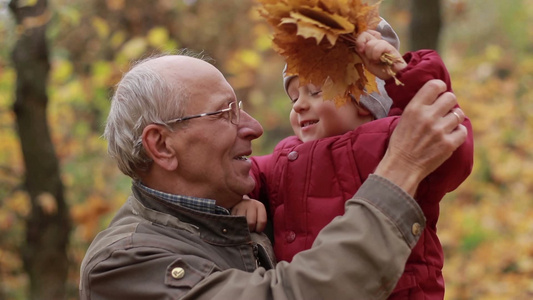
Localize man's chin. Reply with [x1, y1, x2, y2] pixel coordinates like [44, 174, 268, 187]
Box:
[239, 177, 256, 196]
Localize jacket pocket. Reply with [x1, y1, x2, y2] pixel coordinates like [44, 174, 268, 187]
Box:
[165, 257, 216, 288]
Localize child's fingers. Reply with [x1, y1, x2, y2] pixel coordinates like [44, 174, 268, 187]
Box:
[245, 208, 258, 232]
[230, 205, 244, 216]
[363, 39, 386, 62]
[255, 208, 268, 232]
[367, 29, 382, 39]
[363, 39, 397, 62]
[231, 198, 268, 232]
[355, 31, 376, 53]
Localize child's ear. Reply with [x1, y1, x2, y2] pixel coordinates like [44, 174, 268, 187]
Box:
[142, 124, 178, 171]
[356, 103, 372, 117]
[357, 106, 372, 116]
[349, 94, 373, 117]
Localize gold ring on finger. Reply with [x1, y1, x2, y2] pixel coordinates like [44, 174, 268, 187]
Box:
[452, 111, 461, 123]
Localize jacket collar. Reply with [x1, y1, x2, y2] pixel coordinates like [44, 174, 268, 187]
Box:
[130, 184, 253, 246]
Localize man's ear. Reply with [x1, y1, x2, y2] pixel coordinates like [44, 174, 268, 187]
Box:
[142, 124, 178, 171]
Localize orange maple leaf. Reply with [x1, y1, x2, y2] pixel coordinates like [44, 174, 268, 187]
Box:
[258, 0, 382, 106]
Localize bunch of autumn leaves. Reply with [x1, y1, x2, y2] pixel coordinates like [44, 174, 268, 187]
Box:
[257, 0, 384, 106]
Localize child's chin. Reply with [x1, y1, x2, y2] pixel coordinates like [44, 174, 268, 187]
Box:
[299, 135, 318, 143]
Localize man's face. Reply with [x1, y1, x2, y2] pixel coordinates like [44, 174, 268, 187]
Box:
[287, 78, 373, 142]
[165, 58, 264, 208]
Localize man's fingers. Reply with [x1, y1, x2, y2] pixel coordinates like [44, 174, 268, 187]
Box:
[410, 80, 448, 107]
[431, 91, 458, 117]
[451, 108, 465, 124]
[443, 108, 465, 132]
[448, 124, 468, 149]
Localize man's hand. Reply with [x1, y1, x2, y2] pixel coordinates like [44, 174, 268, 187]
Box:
[375, 79, 467, 196]
[231, 196, 267, 233]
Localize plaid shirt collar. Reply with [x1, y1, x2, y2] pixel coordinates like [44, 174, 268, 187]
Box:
[136, 181, 230, 215]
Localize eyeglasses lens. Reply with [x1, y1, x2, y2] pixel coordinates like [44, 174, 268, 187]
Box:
[231, 101, 242, 125]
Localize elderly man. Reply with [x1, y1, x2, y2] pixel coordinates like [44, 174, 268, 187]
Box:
[80, 53, 467, 300]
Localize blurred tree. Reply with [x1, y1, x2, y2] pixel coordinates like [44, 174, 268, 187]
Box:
[409, 0, 442, 51]
[8, 0, 71, 299]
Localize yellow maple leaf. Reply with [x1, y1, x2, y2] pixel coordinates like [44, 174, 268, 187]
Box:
[281, 7, 355, 46]
[257, 0, 382, 106]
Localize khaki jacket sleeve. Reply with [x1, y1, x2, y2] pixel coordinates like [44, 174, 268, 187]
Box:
[184, 174, 426, 300]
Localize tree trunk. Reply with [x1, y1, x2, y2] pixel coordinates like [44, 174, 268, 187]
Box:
[409, 0, 442, 51]
[8, 1, 71, 299]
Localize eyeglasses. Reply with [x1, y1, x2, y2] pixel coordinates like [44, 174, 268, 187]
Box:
[164, 101, 242, 125]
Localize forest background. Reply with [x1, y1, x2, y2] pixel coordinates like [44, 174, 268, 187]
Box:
[0, 0, 532, 299]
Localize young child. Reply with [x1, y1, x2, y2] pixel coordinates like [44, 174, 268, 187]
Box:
[233, 21, 474, 299]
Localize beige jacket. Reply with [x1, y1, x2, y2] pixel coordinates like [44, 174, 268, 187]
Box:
[80, 174, 425, 300]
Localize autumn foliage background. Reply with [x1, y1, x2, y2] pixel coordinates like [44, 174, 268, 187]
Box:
[0, 0, 532, 299]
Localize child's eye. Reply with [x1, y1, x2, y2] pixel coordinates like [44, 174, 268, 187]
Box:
[310, 90, 322, 96]
[290, 97, 298, 104]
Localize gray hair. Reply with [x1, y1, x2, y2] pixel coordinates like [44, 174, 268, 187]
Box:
[104, 53, 198, 179]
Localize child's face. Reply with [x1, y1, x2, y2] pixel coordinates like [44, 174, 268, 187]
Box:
[287, 78, 373, 143]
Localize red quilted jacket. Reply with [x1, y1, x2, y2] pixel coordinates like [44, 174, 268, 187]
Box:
[249, 50, 474, 299]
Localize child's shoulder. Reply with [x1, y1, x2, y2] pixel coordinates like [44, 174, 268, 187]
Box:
[274, 135, 302, 151]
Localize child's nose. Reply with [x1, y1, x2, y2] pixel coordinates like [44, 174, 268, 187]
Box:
[293, 96, 309, 112]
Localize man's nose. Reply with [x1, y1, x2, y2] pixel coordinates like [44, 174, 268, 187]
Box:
[238, 110, 263, 140]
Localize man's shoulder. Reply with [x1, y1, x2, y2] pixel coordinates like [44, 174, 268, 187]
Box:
[78, 206, 212, 300]
[80, 202, 141, 272]
[81, 200, 192, 267]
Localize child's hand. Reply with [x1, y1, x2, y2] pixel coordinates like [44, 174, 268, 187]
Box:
[231, 196, 267, 233]
[355, 30, 407, 80]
